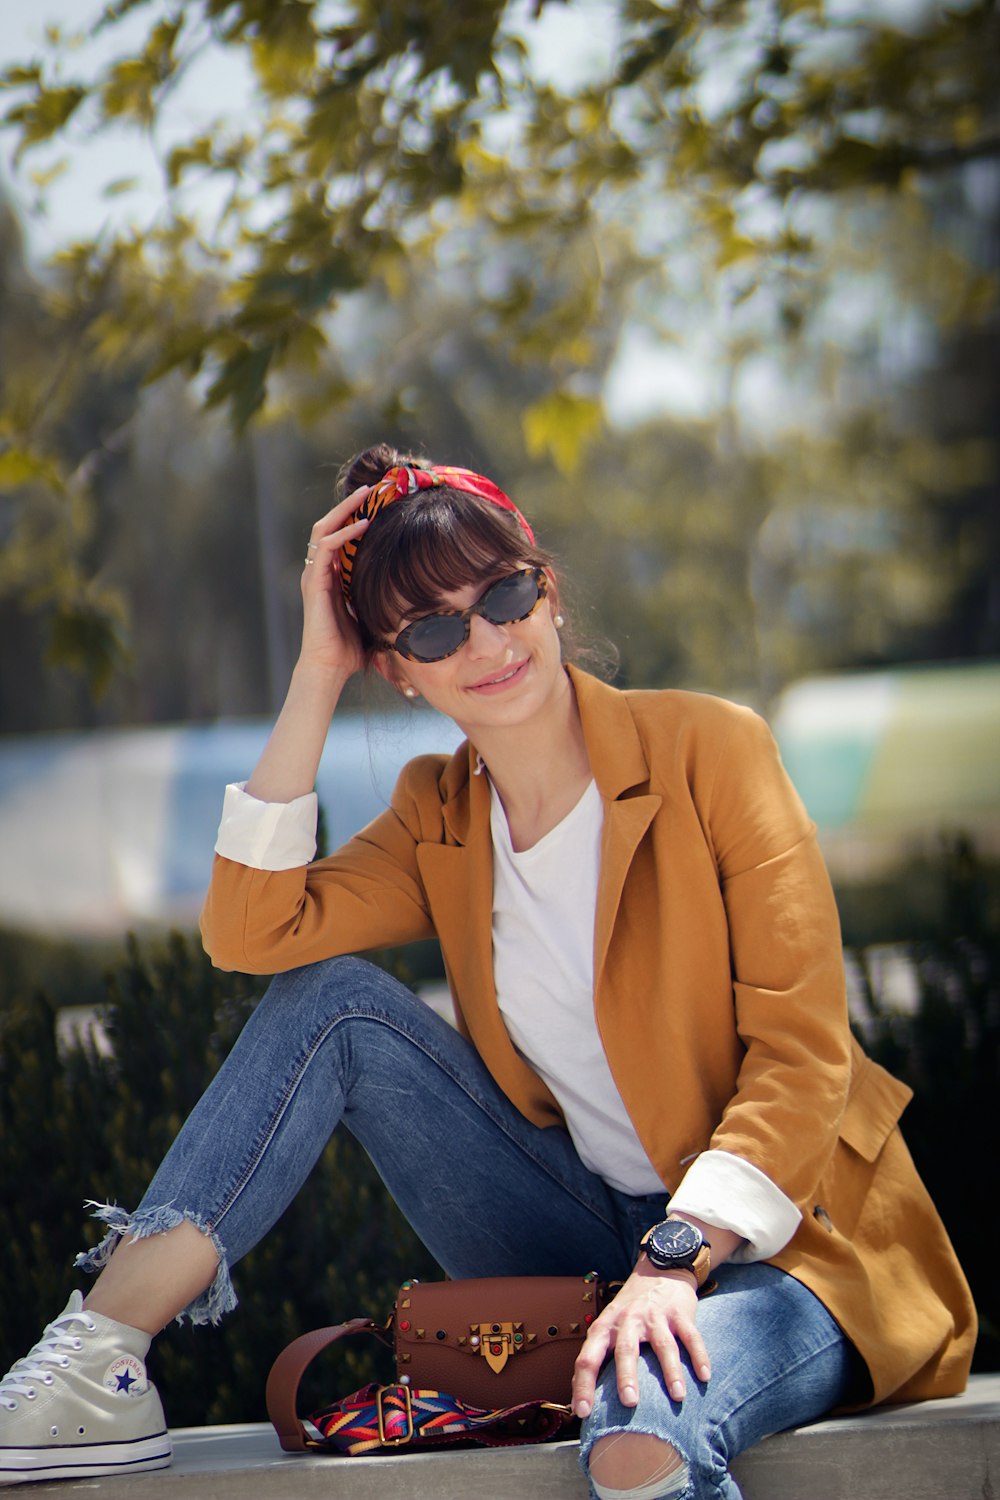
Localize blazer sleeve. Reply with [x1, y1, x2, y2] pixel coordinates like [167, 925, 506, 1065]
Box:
[200, 757, 444, 973]
[702, 706, 854, 1212]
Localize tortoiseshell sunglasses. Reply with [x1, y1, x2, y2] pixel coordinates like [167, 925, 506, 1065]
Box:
[379, 567, 549, 663]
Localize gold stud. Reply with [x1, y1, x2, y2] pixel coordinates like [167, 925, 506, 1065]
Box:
[582, 1291, 593, 1302]
[458, 1336, 467, 1346]
[570, 1322, 580, 1333]
[400, 1353, 411, 1364]
[416, 1329, 425, 1339]
[400, 1298, 411, 1309]
[527, 1333, 536, 1344]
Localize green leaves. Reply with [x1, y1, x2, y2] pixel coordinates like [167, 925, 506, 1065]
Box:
[0, 0, 995, 710]
[3, 84, 86, 158]
[523, 390, 603, 476]
[100, 15, 184, 124]
[46, 591, 129, 699]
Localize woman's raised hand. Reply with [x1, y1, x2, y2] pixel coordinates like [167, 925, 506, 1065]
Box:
[298, 488, 372, 680]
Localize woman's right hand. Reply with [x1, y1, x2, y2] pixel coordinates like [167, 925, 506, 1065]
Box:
[297, 487, 372, 680]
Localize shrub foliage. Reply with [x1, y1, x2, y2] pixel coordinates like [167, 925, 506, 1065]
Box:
[0, 934, 439, 1425]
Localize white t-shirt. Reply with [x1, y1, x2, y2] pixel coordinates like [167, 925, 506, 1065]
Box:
[489, 778, 664, 1195]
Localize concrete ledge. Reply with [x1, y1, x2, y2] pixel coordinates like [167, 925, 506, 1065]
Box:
[24, 1374, 999, 1499]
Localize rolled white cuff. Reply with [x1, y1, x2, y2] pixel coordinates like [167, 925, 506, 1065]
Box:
[668, 1149, 802, 1262]
[213, 782, 318, 871]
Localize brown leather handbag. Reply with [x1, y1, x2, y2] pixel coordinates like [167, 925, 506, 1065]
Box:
[267, 1273, 612, 1454]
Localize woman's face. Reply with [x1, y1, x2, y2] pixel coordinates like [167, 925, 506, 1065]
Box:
[376, 566, 566, 738]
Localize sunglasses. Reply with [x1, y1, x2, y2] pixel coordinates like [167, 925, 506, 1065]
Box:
[380, 567, 550, 663]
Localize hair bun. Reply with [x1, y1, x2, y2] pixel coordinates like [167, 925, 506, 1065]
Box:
[339, 444, 430, 496]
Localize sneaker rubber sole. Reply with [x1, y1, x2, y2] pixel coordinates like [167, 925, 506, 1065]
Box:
[0, 1430, 173, 1485]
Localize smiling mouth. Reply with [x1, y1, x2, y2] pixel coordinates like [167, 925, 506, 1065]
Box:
[470, 660, 527, 690]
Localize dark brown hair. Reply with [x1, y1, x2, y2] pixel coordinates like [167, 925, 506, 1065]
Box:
[338, 444, 554, 650]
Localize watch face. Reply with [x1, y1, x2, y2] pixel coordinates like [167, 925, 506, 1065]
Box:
[648, 1218, 702, 1264]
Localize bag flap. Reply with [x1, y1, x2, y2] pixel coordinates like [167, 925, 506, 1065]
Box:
[395, 1274, 603, 1360]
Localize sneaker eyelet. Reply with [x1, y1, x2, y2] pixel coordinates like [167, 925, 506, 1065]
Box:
[78, 1426, 86, 1436]
[50, 1426, 59, 1437]
[59, 1357, 71, 1368]
[84, 1320, 96, 1332]
[26, 1389, 37, 1400]
[43, 1374, 54, 1386]
[71, 1339, 83, 1350]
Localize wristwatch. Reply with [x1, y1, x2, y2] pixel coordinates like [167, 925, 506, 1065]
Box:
[640, 1217, 712, 1288]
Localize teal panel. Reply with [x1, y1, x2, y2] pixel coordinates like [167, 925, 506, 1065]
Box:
[776, 735, 875, 829]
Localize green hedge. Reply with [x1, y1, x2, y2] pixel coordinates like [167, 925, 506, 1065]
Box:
[0, 934, 438, 1426]
[0, 851, 996, 1427]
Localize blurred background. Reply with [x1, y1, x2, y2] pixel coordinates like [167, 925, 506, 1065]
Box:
[0, 0, 997, 1421]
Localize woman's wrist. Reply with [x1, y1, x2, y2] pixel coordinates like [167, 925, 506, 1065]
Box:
[290, 656, 354, 699]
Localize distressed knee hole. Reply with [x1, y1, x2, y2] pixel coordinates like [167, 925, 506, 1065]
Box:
[589, 1432, 688, 1500]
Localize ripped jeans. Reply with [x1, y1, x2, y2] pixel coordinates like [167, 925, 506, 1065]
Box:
[76, 956, 856, 1500]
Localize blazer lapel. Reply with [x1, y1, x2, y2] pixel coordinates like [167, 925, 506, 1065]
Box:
[593, 793, 662, 993]
[567, 667, 662, 991]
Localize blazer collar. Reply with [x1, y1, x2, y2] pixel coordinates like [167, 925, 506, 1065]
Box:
[438, 665, 650, 845]
[566, 664, 651, 801]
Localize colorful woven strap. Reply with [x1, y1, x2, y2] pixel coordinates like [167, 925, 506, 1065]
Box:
[309, 1382, 571, 1454]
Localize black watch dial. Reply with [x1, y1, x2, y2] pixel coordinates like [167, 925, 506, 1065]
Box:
[645, 1218, 704, 1269]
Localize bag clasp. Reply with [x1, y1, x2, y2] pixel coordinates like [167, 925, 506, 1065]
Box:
[471, 1321, 523, 1374]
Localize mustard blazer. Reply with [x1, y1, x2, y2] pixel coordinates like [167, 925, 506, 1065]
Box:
[201, 665, 976, 1406]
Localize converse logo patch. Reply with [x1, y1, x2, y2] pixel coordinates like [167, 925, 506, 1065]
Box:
[103, 1356, 148, 1397]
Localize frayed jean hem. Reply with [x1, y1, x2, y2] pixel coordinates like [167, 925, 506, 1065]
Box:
[74, 1199, 237, 1325]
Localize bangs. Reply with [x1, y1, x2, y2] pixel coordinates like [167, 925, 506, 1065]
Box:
[352, 488, 549, 644]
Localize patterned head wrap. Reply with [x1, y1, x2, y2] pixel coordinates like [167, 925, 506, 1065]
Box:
[339, 464, 535, 611]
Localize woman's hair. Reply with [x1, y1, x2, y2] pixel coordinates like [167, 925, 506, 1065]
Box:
[338, 443, 555, 650]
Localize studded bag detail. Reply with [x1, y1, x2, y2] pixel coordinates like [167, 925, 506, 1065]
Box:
[266, 1273, 612, 1455]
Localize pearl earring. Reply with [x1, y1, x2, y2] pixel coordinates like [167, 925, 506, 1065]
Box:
[554, 614, 565, 629]
[402, 686, 417, 699]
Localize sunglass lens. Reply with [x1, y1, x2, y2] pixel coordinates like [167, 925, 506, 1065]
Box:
[480, 571, 541, 623]
[404, 616, 468, 662]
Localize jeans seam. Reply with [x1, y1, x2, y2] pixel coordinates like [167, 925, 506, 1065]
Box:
[209, 1001, 619, 1238]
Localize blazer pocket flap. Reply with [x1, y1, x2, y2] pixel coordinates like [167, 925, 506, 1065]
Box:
[839, 1059, 913, 1162]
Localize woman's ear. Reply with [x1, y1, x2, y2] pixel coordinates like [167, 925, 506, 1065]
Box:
[373, 650, 419, 701]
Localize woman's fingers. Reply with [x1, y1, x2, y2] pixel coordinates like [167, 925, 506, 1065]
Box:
[675, 1315, 711, 1385]
[645, 1321, 690, 1403]
[572, 1322, 613, 1418]
[301, 516, 369, 584]
[307, 485, 371, 546]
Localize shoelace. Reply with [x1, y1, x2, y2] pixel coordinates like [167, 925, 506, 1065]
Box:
[0, 1307, 97, 1408]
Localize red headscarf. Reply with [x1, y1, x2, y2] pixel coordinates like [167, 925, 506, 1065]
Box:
[339, 465, 534, 611]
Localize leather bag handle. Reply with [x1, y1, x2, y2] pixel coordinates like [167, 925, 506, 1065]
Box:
[265, 1317, 391, 1451]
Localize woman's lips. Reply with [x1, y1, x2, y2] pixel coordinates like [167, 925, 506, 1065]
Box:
[468, 658, 529, 693]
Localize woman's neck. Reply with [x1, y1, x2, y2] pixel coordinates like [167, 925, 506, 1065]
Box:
[471, 669, 593, 852]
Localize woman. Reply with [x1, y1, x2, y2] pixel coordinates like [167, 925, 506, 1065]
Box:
[0, 446, 975, 1497]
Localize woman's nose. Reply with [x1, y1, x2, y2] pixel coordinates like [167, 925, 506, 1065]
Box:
[465, 611, 511, 659]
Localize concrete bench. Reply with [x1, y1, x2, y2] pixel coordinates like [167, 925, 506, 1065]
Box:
[24, 1373, 999, 1499]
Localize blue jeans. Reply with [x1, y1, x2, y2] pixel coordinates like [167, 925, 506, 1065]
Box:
[78, 957, 857, 1499]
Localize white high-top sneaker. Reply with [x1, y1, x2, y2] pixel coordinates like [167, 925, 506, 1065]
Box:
[0, 1291, 172, 1486]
